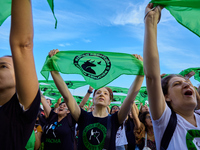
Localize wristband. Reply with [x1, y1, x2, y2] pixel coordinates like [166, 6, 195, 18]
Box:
[87, 90, 93, 94]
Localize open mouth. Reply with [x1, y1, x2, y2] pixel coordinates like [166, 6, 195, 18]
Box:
[184, 90, 193, 96]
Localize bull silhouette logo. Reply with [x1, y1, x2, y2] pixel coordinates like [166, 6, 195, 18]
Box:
[65, 81, 73, 88]
[74, 53, 111, 80]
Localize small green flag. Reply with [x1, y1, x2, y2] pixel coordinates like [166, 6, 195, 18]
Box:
[107, 86, 129, 94]
[113, 95, 127, 102]
[43, 89, 62, 101]
[150, 0, 200, 37]
[39, 80, 88, 90]
[179, 67, 200, 82]
[0, 0, 57, 28]
[41, 51, 144, 89]
[136, 86, 148, 105]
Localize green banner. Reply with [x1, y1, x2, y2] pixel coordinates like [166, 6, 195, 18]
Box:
[0, 0, 57, 27]
[107, 86, 129, 94]
[150, 0, 200, 37]
[113, 95, 127, 102]
[135, 86, 148, 105]
[41, 51, 144, 89]
[39, 80, 88, 90]
[179, 67, 200, 82]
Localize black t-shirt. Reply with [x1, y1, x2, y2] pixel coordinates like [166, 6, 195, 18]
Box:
[125, 116, 136, 150]
[77, 109, 120, 150]
[0, 90, 41, 150]
[40, 110, 76, 150]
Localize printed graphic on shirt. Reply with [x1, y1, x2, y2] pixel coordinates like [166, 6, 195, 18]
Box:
[186, 129, 200, 150]
[83, 123, 107, 149]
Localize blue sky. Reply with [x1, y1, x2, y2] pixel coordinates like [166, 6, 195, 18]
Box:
[1, 0, 200, 97]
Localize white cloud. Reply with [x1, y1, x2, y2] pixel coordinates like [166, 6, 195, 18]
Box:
[83, 39, 91, 43]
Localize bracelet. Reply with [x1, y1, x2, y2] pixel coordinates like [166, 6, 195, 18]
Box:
[144, 6, 161, 24]
[87, 90, 93, 94]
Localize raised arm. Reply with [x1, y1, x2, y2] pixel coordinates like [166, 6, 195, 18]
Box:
[54, 97, 62, 109]
[49, 49, 81, 122]
[131, 103, 141, 129]
[10, 0, 39, 109]
[40, 93, 51, 118]
[143, 3, 165, 120]
[118, 54, 144, 124]
[79, 86, 94, 108]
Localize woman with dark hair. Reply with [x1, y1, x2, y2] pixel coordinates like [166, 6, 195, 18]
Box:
[48, 49, 144, 150]
[143, 3, 200, 150]
[131, 103, 156, 150]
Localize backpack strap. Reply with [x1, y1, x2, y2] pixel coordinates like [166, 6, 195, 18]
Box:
[160, 109, 177, 150]
[103, 115, 112, 150]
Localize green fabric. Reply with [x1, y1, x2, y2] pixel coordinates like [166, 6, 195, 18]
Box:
[135, 86, 148, 105]
[41, 51, 144, 89]
[150, 0, 200, 37]
[47, 0, 57, 28]
[25, 130, 35, 150]
[43, 89, 62, 102]
[107, 86, 129, 94]
[0, 0, 11, 26]
[113, 95, 127, 102]
[0, 0, 57, 28]
[179, 67, 200, 82]
[39, 80, 88, 90]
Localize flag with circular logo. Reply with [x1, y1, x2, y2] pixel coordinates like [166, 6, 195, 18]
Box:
[41, 51, 144, 89]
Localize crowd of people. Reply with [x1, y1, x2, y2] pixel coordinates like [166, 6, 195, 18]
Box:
[1, 0, 200, 150]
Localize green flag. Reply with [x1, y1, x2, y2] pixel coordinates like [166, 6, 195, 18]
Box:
[41, 51, 144, 89]
[39, 80, 88, 90]
[107, 86, 129, 94]
[0, 0, 57, 28]
[179, 67, 200, 82]
[113, 95, 127, 102]
[47, 0, 57, 28]
[150, 0, 200, 37]
[0, 0, 11, 26]
[43, 89, 61, 101]
[135, 86, 148, 105]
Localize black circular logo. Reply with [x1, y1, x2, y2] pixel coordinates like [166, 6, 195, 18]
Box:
[65, 81, 73, 88]
[74, 53, 111, 80]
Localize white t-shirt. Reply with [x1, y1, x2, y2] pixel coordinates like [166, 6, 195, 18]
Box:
[152, 105, 200, 150]
[115, 121, 128, 146]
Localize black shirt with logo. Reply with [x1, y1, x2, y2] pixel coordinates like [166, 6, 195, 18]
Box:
[40, 110, 76, 150]
[77, 108, 120, 150]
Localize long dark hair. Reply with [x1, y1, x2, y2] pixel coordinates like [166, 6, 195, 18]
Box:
[139, 111, 150, 132]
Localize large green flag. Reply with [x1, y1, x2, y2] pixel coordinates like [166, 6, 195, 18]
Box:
[179, 67, 200, 82]
[150, 0, 200, 37]
[107, 86, 129, 94]
[0, 0, 57, 28]
[41, 51, 144, 89]
[39, 80, 88, 90]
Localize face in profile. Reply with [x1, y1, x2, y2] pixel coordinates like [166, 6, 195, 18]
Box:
[0, 56, 15, 90]
[145, 114, 152, 127]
